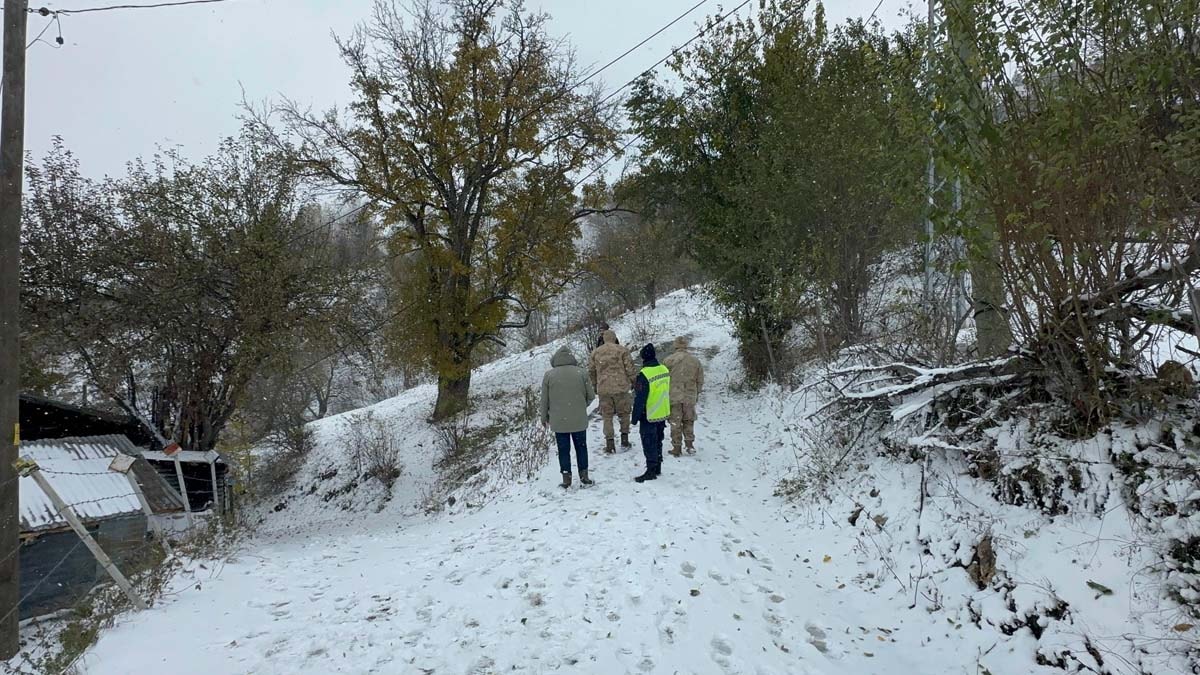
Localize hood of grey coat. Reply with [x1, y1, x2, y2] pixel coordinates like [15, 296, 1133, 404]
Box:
[551, 346, 578, 368]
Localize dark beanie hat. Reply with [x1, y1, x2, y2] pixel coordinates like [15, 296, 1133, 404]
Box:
[640, 343, 657, 362]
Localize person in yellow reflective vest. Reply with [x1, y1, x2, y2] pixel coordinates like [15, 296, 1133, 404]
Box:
[632, 343, 670, 483]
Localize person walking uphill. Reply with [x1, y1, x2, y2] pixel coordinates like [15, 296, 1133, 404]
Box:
[540, 346, 596, 488]
[663, 336, 705, 456]
[589, 329, 637, 454]
[632, 343, 670, 483]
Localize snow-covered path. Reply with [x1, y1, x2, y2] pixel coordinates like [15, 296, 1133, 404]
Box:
[80, 386, 964, 674]
[78, 302, 996, 674]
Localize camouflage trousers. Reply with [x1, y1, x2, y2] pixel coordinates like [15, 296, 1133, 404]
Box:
[598, 392, 632, 439]
[669, 402, 697, 450]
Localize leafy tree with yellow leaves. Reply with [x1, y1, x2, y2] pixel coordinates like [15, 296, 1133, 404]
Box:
[267, 0, 619, 419]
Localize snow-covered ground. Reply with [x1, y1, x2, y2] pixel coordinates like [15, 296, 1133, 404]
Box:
[63, 290, 1197, 674]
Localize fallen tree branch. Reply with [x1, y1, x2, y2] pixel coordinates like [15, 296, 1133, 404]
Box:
[1086, 301, 1197, 336]
[1062, 241, 1200, 315]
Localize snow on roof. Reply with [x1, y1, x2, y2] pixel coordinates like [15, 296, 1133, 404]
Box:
[20, 435, 145, 533]
[141, 449, 222, 464]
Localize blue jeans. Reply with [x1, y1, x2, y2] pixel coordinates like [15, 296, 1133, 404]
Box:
[639, 421, 665, 472]
[555, 431, 588, 474]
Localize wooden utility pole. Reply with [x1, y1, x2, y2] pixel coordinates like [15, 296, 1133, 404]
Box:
[0, 0, 28, 659]
[23, 465, 147, 611]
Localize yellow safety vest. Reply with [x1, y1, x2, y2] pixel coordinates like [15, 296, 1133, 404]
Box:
[642, 364, 671, 422]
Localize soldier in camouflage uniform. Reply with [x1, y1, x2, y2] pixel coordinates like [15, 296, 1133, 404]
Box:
[588, 330, 637, 453]
[663, 336, 704, 456]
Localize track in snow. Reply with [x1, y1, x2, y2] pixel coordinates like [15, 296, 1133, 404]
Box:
[79, 340, 961, 675]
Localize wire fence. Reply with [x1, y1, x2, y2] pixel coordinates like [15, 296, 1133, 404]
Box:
[0, 455, 241, 674]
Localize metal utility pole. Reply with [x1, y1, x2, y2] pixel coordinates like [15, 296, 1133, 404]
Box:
[0, 0, 28, 658]
[922, 0, 938, 307]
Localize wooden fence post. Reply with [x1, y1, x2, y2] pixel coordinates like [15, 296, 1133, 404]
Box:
[208, 458, 220, 516]
[19, 462, 147, 611]
[167, 449, 194, 528]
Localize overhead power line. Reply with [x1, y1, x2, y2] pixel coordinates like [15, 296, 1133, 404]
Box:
[337, 0, 797, 370]
[28, 0, 236, 15]
[25, 11, 61, 49]
[286, 4, 766, 371]
[594, 0, 754, 111]
[573, 0, 710, 88]
[572, 0, 805, 189]
[279, 0, 725, 248]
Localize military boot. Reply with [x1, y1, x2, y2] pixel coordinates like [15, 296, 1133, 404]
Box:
[579, 470, 593, 486]
[605, 438, 616, 454]
[561, 472, 571, 489]
[669, 446, 683, 458]
[686, 442, 696, 456]
[634, 466, 659, 483]
[620, 432, 631, 448]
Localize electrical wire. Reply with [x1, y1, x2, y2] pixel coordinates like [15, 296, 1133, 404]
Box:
[0, 539, 85, 628]
[285, 0, 772, 373]
[573, 0, 806, 190]
[573, 0, 710, 89]
[33, 0, 236, 15]
[278, 0, 730, 249]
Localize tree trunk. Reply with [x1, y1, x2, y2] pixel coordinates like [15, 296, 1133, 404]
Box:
[738, 302, 790, 383]
[972, 223, 1012, 358]
[433, 371, 471, 421]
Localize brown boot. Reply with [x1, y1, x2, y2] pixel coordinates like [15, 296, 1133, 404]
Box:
[579, 470, 593, 486]
[686, 443, 696, 455]
[605, 438, 616, 454]
[620, 433, 631, 448]
[561, 472, 571, 489]
[669, 447, 682, 457]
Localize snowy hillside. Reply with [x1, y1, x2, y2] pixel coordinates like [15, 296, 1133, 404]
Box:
[64, 289, 1197, 674]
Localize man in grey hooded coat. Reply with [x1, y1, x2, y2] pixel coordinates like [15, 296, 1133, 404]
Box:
[540, 346, 596, 488]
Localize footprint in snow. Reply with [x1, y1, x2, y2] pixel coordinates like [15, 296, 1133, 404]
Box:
[805, 622, 829, 653]
[736, 582, 758, 603]
[627, 585, 645, 605]
[708, 569, 730, 585]
[710, 634, 735, 667]
[680, 562, 697, 579]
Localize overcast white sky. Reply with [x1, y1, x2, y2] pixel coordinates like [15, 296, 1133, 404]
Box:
[13, 0, 914, 180]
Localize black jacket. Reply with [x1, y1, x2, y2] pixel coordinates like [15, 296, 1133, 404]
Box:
[631, 356, 660, 426]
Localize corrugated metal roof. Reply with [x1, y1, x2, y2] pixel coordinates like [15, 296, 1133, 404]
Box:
[129, 459, 186, 514]
[141, 449, 222, 464]
[20, 435, 146, 533]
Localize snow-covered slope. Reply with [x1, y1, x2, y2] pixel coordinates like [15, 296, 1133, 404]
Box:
[71, 289, 1196, 674]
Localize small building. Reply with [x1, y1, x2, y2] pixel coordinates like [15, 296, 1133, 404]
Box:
[18, 435, 185, 619]
[19, 393, 152, 446]
[20, 393, 232, 514]
[140, 448, 232, 514]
